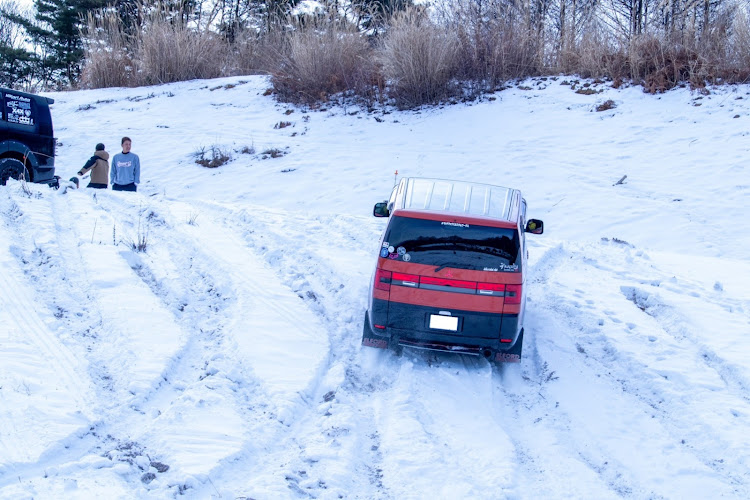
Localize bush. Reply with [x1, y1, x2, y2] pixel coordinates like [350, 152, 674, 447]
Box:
[380, 8, 460, 108]
[269, 14, 376, 105]
[194, 145, 231, 168]
[440, 0, 539, 94]
[627, 34, 699, 93]
[731, 9, 750, 81]
[228, 28, 264, 76]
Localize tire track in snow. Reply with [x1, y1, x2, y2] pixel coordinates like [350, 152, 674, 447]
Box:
[154, 200, 386, 497]
[215, 201, 520, 496]
[492, 318, 637, 499]
[203, 200, 536, 498]
[2, 189, 237, 494]
[0, 191, 94, 474]
[373, 352, 518, 498]
[621, 284, 750, 402]
[0, 188, 189, 492]
[525, 241, 750, 498]
[139, 198, 331, 417]
[485, 244, 635, 499]
[3, 190, 335, 497]
[82, 195, 343, 497]
[77, 192, 293, 492]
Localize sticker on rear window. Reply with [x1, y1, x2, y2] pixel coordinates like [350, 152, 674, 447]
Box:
[441, 221, 469, 228]
[380, 248, 389, 258]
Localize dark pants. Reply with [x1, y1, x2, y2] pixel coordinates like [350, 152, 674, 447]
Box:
[113, 183, 137, 192]
[87, 183, 107, 189]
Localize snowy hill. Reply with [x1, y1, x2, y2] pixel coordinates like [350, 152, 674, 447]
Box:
[1, 76, 749, 499]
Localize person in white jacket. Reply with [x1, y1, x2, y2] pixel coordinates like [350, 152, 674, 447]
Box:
[110, 136, 140, 192]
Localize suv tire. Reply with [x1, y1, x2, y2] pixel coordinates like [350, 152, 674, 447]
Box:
[0, 158, 29, 186]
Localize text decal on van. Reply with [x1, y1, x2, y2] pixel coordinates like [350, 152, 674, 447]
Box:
[5, 93, 34, 126]
[441, 222, 469, 228]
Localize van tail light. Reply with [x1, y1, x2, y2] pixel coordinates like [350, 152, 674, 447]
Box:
[477, 283, 505, 296]
[374, 268, 392, 291]
[505, 284, 522, 304]
[392, 272, 420, 287]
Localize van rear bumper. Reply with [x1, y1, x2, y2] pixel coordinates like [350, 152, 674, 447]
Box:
[363, 299, 523, 362]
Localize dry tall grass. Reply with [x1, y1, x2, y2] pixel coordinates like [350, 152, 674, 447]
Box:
[380, 8, 460, 108]
[79, 2, 750, 104]
[440, 0, 539, 95]
[80, 10, 135, 88]
[81, 4, 227, 88]
[137, 8, 228, 85]
[268, 14, 376, 104]
[731, 8, 750, 80]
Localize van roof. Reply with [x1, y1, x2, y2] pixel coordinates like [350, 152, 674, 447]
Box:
[389, 177, 522, 224]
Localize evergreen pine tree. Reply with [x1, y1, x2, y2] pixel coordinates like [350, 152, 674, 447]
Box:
[8, 0, 106, 87]
[0, 0, 35, 88]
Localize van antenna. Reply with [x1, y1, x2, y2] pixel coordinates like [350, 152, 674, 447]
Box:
[394, 170, 398, 186]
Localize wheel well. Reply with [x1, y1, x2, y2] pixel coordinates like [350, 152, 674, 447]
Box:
[0, 153, 34, 181]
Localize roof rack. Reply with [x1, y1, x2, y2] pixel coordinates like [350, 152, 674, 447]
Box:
[390, 177, 518, 221]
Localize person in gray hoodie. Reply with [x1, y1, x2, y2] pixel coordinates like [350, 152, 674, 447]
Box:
[77, 143, 109, 189]
[111, 136, 140, 192]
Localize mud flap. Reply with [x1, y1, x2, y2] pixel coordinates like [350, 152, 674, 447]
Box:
[362, 313, 403, 355]
[362, 313, 388, 350]
[495, 328, 523, 363]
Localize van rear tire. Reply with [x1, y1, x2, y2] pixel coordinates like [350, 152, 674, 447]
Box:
[0, 158, 29, 186]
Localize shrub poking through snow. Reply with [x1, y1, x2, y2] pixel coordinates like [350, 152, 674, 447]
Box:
[194, 145, 232, 168]
[261, 148, 286, 159]
[596, 100, 617, 112]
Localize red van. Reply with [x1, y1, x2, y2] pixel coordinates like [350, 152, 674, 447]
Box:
[362, 178, 544, 363]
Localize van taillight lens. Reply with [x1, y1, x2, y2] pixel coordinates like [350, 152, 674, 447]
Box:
[392, 272, 420, 287]
[505, 284, 522, 304]
[477, 283, 505, 293]
[375, 268, 392, 291]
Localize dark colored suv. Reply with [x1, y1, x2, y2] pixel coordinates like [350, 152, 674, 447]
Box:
[362, 178, 544, 363]
[0, 87, 57, 186]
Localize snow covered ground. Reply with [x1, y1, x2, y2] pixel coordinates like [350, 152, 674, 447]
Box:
[1, 76, 749, 499]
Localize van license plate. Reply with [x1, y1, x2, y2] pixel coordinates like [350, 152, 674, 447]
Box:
[429, 315, 458, 331]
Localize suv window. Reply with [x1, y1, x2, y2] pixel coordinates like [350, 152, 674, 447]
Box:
[383, 215, 520, 272]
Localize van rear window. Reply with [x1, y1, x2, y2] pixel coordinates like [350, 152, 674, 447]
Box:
[382, 215, 520, 272]
[3, 92, 35, 126]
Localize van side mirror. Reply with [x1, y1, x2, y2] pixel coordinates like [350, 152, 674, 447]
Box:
[373, 201, 390, 218]
[525, 219, 544, 234]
